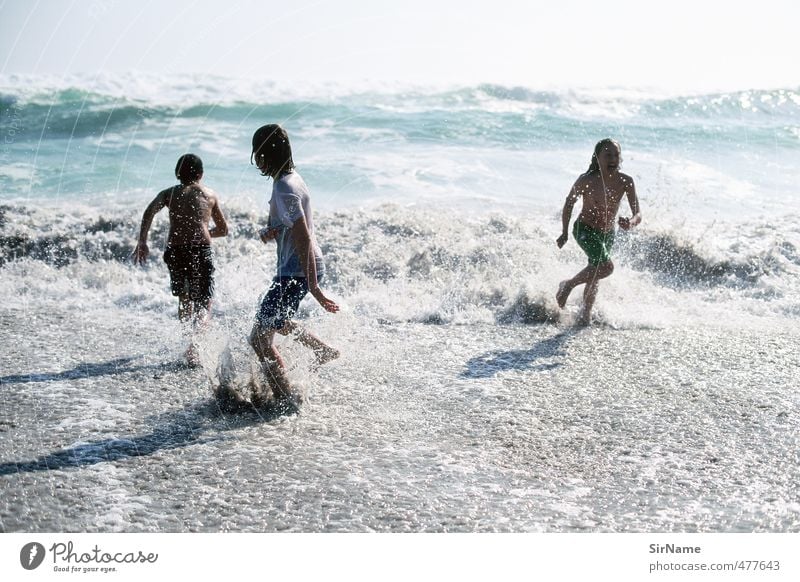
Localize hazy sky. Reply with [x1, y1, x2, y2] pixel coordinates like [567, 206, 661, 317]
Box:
[1, 0, 798, 90]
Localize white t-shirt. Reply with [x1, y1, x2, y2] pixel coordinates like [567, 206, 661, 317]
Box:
[267, 171, 324, 278]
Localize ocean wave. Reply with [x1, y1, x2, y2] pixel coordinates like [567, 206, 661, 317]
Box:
[2, 204, 786, 285]
[496, 291, 562, 325]
[643, 89, 800, 119]
[0, 208, 138, 266]
[2, 203, 797, 329]
[616, 232, 765, 288]
[3, 75, 798, 147]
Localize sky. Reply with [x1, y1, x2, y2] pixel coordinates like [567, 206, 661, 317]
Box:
[1, 0, 798, 91]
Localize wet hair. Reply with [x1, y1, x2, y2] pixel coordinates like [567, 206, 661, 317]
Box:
[251, 124, 295, 177]
[175, 153, 203, 184]
[585, 138, 621, 175]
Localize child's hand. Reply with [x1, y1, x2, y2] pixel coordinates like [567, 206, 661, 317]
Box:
[259, 227, 280, 243]
[310, 288, 340, 313]
[132, 242, 149, 265]
[556, 233, 568, 248]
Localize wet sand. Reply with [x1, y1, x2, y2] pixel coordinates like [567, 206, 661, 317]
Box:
[1, 303, 798, 532]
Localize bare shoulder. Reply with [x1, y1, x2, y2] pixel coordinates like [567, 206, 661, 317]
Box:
[155, 186, 178, 205]
[618, 172, 635, 186]
[197, 184, 219, 203]
[158, 185, 179, 197]
[573, 173, 593, 192]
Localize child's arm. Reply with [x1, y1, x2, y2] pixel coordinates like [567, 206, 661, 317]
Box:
[556, 183, 580, 248]
[258, 204, 280, 243]
[209, 198, 229, 238]
[618, 179, 642, 231]
[132, 192, 166, 265]
[289, 216, 339, 313]
[258, 226, 280, 243]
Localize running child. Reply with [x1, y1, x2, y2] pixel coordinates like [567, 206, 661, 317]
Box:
[133, 153, 229, 365]
[555, 139, 642, 325]
[248, 124, 339, 409]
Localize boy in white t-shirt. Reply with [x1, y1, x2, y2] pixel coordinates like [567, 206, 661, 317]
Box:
[248, 124, 339, 409]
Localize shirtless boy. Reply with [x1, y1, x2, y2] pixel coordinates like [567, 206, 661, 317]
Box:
[248, 124, 339, 409]
[555, 139, 641, 325]
[133, 154, 229, 365]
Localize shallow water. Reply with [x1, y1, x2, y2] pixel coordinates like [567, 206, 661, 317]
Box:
[2, 294, 798, 532]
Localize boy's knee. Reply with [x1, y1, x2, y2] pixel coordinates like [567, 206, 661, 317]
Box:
[592, 260, 613, 278]
[249, 325, 269, 348]
[275, 322, 293, 336]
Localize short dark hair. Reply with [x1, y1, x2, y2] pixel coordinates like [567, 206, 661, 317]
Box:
[175, 154, 203, 184]
[251, 124, 294, 177]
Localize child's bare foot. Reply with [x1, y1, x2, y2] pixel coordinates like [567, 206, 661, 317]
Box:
[575, 308, 592, 327]
[215, 384, 250, 413]
[246, 375, 269, 409]
[556, 281, 571, 309]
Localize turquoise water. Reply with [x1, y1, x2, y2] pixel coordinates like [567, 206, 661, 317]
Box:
[2, 74, 798, 219]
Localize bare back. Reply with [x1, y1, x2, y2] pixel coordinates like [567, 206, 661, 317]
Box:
[162, 184, 217, 246]
[574, 171, 635, 232]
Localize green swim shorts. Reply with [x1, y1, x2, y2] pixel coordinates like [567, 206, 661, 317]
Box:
[573, 220, 615, 266]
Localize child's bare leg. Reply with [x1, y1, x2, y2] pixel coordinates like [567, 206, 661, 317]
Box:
[578, 261, 613, 325]
[178, 293, 193, 323]
[193, 299, 212, 332]
[178, 294, 202, 366]
[249, 324, 294, 401]
[278, 321, 339, 365]
[557, 261, 614, 309]
[557, 264, 600, 308]
[185, 299, 212, 367]
[577, 281, 600, 325]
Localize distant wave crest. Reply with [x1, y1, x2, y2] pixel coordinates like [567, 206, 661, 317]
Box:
[3, 75, 799, 145]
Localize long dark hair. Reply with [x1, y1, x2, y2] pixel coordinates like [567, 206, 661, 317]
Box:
[251, 124, 295, 177]
[584, 138, 620, 175]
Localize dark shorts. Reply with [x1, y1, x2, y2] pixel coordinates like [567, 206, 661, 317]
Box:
[573, 220, 615, 266]
[255, 276, 315, 330]
[163, 245, 214, 303]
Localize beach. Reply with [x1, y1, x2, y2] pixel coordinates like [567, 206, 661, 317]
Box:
[2, 300, 798, 532]
[1, 200, 798, 532]
[2, 74, 800, 532]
